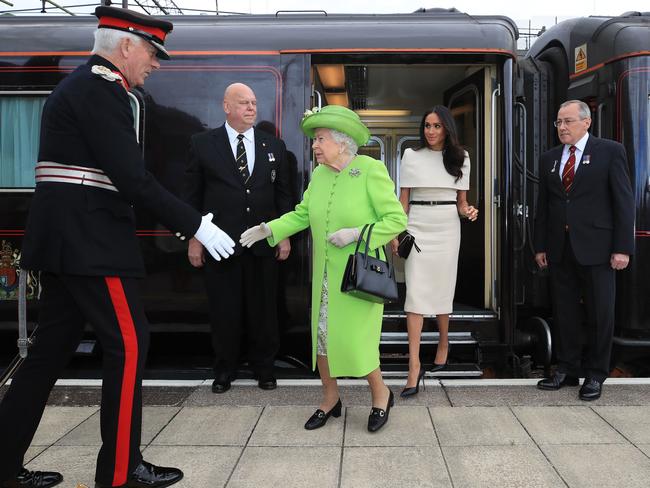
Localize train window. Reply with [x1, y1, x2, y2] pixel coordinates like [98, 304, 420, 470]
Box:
[0, 94, 48, 189]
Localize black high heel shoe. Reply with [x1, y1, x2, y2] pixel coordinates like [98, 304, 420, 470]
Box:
[304, 399, 342, 430]
[400, 367, 426, 398]
[430, 344, 450, 373]
[368, 389, 394, 432]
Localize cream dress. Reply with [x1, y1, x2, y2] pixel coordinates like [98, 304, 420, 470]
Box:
[400, 148, 470, 315]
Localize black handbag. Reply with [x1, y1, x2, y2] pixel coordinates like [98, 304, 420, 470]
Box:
[341, 224, 398, 304]
[397, 231, 421, 259]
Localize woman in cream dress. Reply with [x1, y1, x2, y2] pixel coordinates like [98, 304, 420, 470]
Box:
[394, 105, 478, 397]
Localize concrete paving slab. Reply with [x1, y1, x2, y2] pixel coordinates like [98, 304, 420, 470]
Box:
[431, 407, 532, 446]
[24, 445, 97, 488]
[31, 407, 98, 446]
[143, 445, 242, 488]
[445, 386, 584, 406]
[24, 446, 47, 465]
[152, 406, 261, 446]
[442, 445, 565, 488]
[638, 444, 650, 457]
[57, 407, 181, 446]
[513, 406, 626, 445]
[341, 446, 451, 488]
[592, 406, 650, 443]
[248, 406, 343, 446]
[541, 444, 650, 488]
[344, 406, 436, 447]
[227, 446, 340, 488]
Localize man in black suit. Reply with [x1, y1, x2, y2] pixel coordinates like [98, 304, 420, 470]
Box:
[0, 7, 235, 488]
[184, 83, 293, 393]
[534, 99, 634, 400]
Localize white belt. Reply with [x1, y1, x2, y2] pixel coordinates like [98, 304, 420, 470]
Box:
[35, 161, 118, 192]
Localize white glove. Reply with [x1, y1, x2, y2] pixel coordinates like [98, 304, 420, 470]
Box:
[193, 213, 235, 261]
[240, 222, 272, 248]
[327, 227, 360, 248]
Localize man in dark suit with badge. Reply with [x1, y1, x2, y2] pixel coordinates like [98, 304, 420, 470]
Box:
[0, 7, 235, 488]
[184, 83, 292, 394]
[534, 99, 634, 401]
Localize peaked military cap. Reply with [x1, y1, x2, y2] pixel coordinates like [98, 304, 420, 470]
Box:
[95, 6, 173, 59]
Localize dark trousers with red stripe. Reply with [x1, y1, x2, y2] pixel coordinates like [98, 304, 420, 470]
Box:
[0, 273, 148, 486]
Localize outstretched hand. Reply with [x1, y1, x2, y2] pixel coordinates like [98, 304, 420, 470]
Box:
[240, 223, 272, 248]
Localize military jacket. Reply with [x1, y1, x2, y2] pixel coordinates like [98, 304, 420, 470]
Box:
[21, 55, 201, 277]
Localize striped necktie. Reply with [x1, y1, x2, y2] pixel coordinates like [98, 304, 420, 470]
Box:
[562, 145, 577, 193]
[236, 134, 250, 183]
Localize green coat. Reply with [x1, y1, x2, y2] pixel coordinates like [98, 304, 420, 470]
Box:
[268, 155, 407, 377]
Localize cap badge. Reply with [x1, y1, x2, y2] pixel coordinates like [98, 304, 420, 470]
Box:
[91, 65, 122, 83]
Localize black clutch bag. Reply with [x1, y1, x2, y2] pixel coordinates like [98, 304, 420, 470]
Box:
[397, 231, 421, 259]
[341, 223, 398, 304]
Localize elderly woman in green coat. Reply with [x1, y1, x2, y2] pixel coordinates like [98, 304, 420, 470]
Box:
[241, 105, 407, 432]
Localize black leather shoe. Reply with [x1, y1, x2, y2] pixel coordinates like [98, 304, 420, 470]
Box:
[537, 372, 579, 390]
[95, 461, 183, 488]
[258, 376, 277, 390]
[1, 468, 63, 488]
[304, 399, 342, 430]
[212, 372, 233, 394]
[368, 389, 394, 432]
[579, 378, 602, 401]
[400, 367, 426, 398]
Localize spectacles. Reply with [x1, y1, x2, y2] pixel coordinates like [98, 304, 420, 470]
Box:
[553, 118, 585, 128]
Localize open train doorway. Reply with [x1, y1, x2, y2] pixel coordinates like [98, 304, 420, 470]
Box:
[311, 58, 498, 364]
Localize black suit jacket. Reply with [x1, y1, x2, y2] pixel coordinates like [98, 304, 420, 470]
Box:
[184, 125, 293, 257]
[534, 134, 635, 265]
[21, 55, 201, 277]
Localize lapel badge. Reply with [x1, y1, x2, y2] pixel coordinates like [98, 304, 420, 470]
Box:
[271, 169, 276, 182]
[267, 152, 275, 162]
[582, 154, 591, 165]
[349, 168, 361, 177]
[551, 160, 558, 173]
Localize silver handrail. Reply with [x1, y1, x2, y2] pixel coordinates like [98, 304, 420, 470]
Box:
[490, 84, 501, 310]
[515, 101, 527, 251]
[312, 89, 322, 110]
[597, 102, 605, 137]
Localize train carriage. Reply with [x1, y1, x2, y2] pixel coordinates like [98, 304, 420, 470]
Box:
[0, 7, 647, 377]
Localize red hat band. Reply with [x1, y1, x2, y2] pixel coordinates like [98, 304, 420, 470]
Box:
[98, 16, 167, 44]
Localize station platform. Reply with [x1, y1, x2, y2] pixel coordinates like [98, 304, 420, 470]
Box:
[2, 378, 650, 488]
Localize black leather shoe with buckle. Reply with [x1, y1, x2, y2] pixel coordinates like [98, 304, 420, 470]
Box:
[367, 390, 394, 432]
[95, 461, 182, 488]
[304, 399, 342, 430]
[0, 468, 63, 488]
[537, 372, 579, 390]
[579, 378, 603, 401]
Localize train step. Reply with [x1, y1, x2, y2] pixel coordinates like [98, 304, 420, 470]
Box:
[380, 331, 478, 346]
[380, 361, 483, 378]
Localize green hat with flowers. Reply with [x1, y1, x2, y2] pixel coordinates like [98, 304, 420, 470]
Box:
[300, 105, 370, 147]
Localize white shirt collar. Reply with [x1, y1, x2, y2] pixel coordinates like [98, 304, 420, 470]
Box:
[225, 121, 254, 143]
[567, 132, 589, 153]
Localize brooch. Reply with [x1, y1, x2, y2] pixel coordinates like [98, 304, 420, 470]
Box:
[349, 168, 361, 177]
[91, 65, 122, 83]
[582, 155, 591, 165]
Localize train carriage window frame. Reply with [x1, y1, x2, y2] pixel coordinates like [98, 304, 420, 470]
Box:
[0, 91, 143, 190]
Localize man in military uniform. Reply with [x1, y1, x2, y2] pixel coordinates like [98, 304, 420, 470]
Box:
[0, 7, 235, 488]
